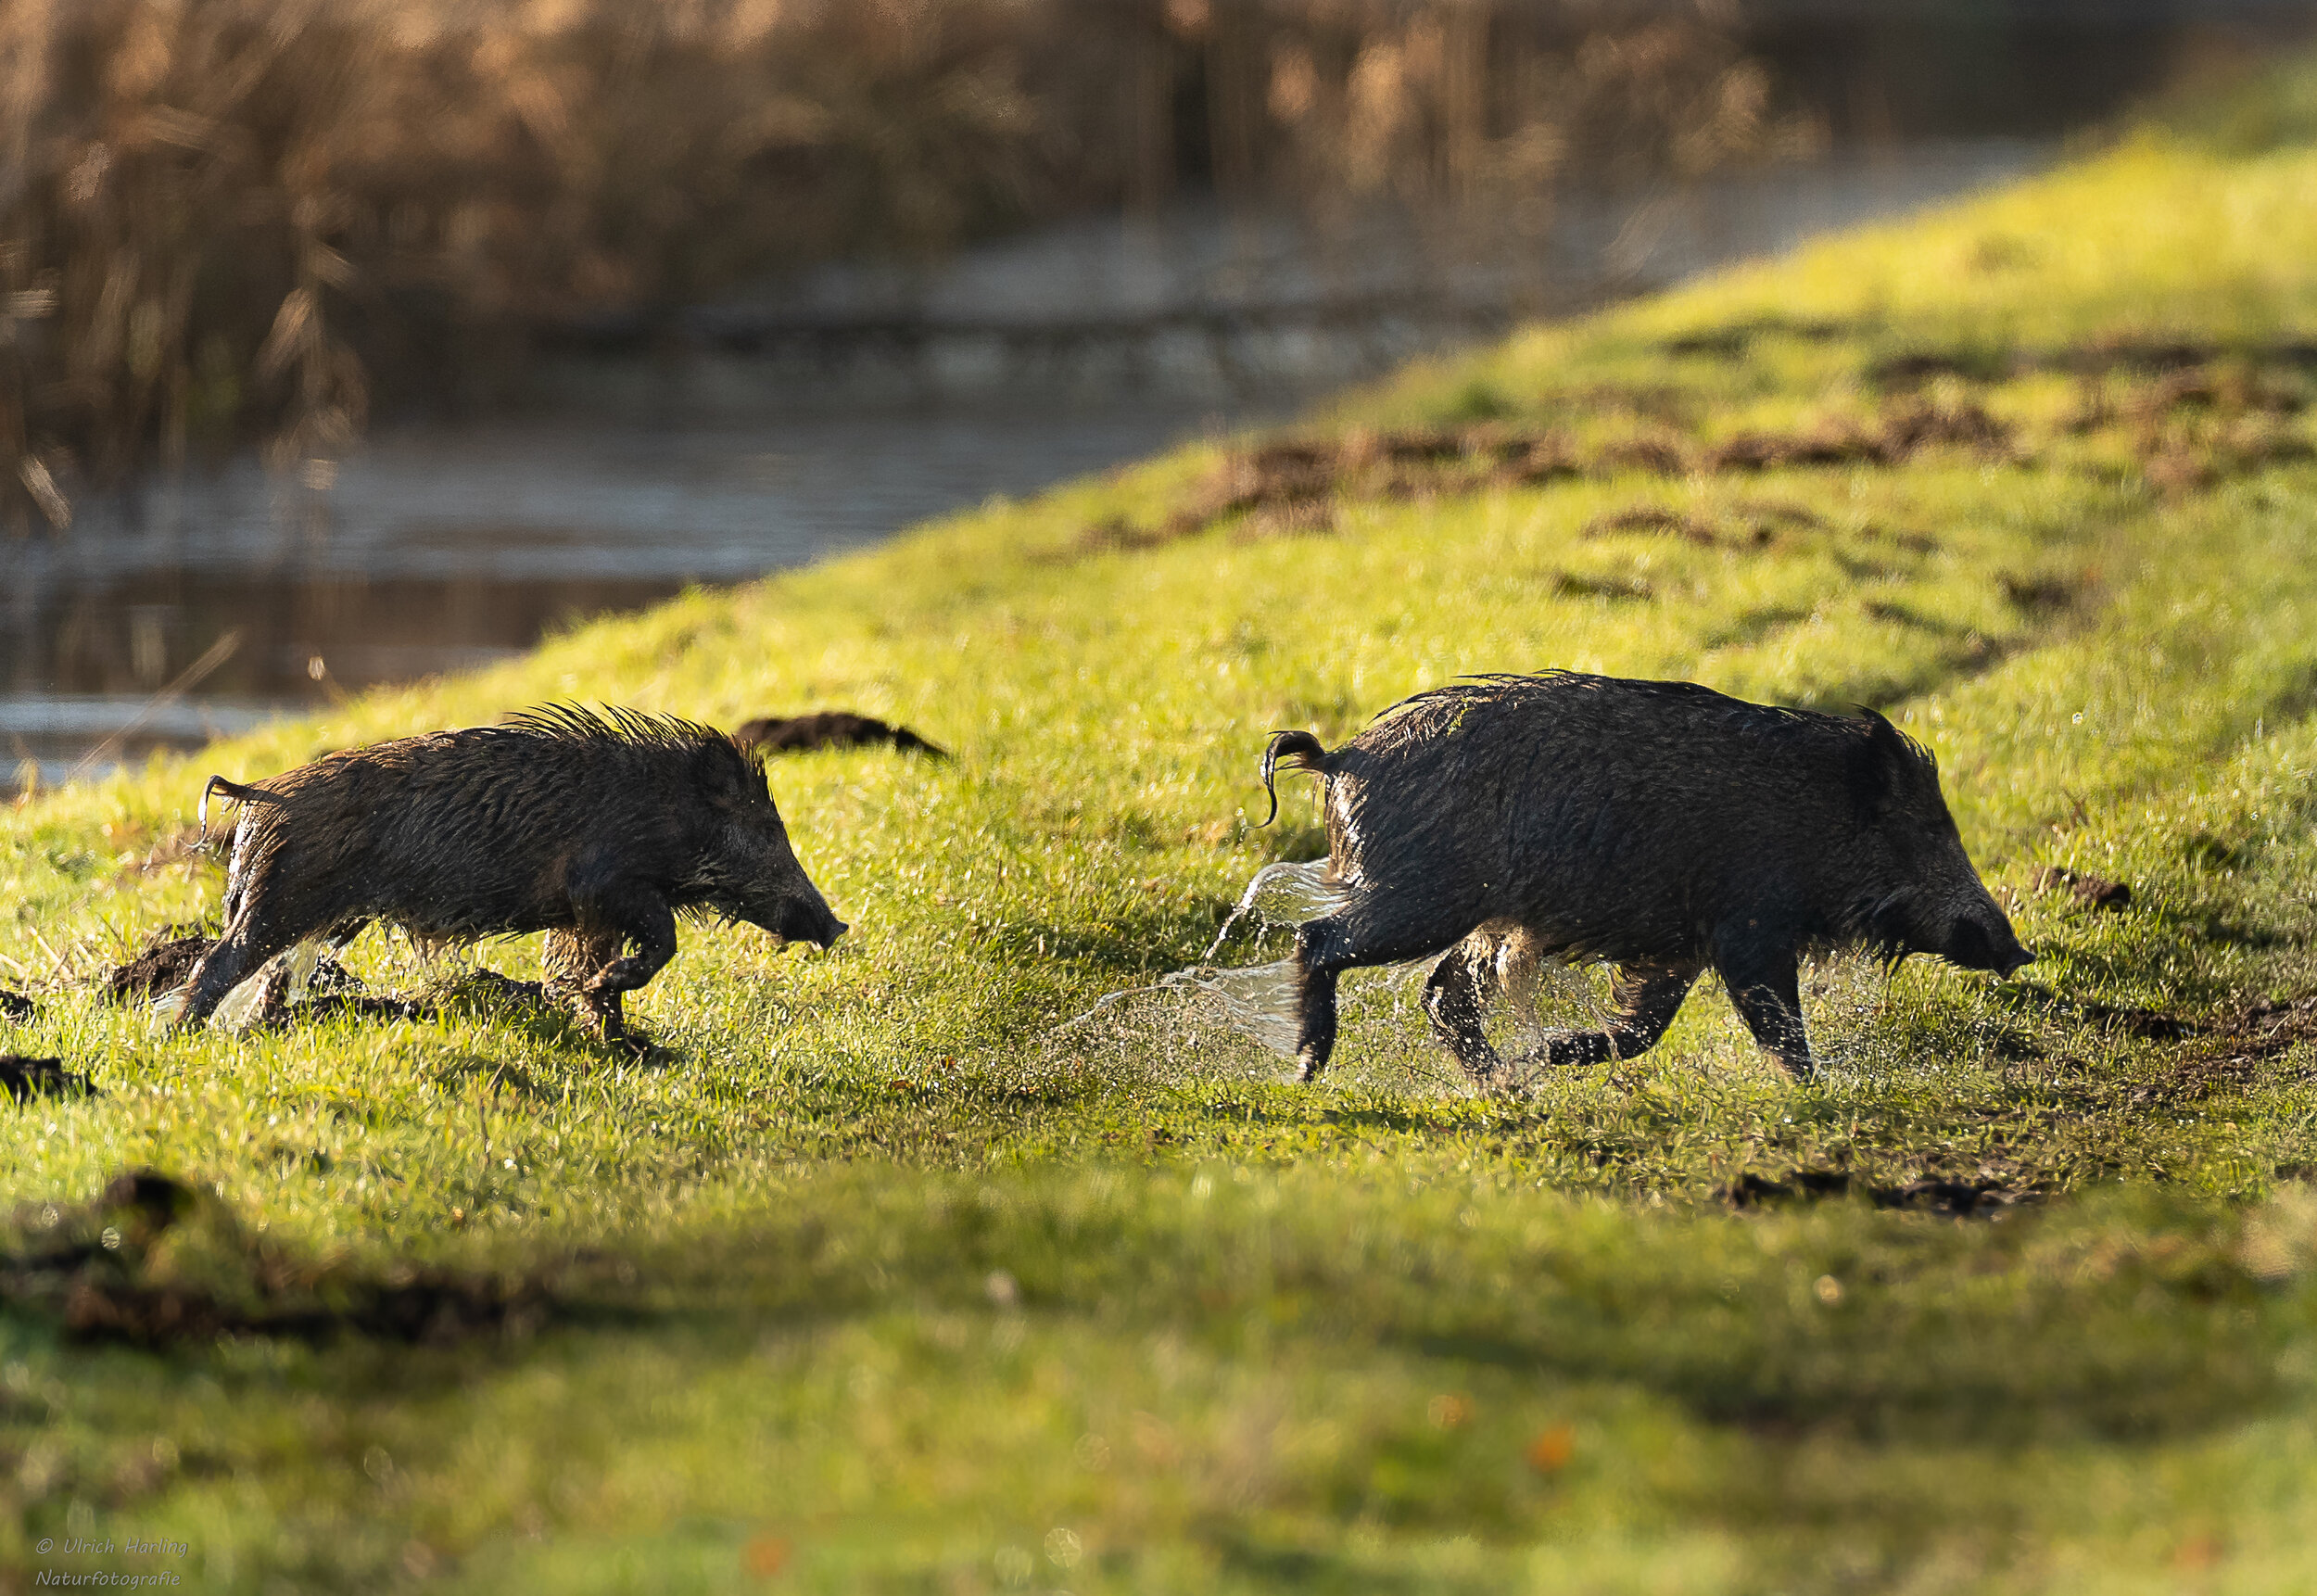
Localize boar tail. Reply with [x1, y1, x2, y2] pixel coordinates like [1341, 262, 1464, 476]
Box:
[196, 775, 277, 845]
[1260, 729, 1331, 827]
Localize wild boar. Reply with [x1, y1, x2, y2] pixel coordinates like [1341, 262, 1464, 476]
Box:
[180, 704, 846, 1039]
[1260, 671, 2029, 1085]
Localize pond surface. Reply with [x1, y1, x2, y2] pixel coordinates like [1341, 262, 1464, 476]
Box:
[0, 140, 2049, 793]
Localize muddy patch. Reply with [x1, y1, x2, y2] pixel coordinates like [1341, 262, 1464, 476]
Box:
[1721, 1168, 2033, 1216]
[2030, 991, 2317, 1102]
[0, 1171, 581, 1349]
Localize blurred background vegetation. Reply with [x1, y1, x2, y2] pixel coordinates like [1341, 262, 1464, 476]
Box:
[0, 0, 1811, 528]
[10, 0, 2284, 535]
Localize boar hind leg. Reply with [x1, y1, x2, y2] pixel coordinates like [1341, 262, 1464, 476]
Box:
[1513, 960, 1700, 1072]
[1422, 944, 1504, 1085]
[1717, 950, 1814, 1081]
[544, 925, 629, 1042]
[1295, 899, 1479, 1083]
[176, 905, 303, 1025]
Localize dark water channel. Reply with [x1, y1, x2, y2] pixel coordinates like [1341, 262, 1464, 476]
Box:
[3, 407, 1227, 788]
[1, 141, 2050, 792]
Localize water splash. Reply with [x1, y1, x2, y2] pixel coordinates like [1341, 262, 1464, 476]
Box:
[1201, 858, 1351, 960]
[208, 937, 323, 1032]
[1158, 957, 1303, 1057]
[1051, 857, 1536, 1090]
[1049, 858, 1343, 1065]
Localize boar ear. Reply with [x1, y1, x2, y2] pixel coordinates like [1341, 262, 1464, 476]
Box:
[1846, 709, 1915, 815]
[698, 739, 766, 807]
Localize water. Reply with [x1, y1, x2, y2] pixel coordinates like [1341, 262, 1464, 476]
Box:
[1199, 859, 1353, 960]
[3, 403, 1252, 789]
[1, 140, 2054, 793]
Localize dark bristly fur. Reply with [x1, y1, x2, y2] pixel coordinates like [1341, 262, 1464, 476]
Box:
[1261, 671, 2029, 1086]
[178, 704, 847, 1040]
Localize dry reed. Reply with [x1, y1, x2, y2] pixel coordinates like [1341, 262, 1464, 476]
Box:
[0, 0, 1798, 527]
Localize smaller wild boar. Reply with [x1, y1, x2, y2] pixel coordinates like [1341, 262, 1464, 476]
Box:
[1260, 672, 2029, 1085]
[181, 705, 846, 1039]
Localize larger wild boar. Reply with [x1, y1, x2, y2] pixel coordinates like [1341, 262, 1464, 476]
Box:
[1260, 672, 2028, 1084]
[180, 705, 846, 1036]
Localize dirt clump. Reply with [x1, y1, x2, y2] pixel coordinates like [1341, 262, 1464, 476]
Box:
[0, 991, 32, 1024]
[2035, 866, 2133, 911]
[1591, 435, 1691, 476]
[104, 929, 216, 1006]
[1235, 500, 1339, 540]
[1, 1170, 574, 1349]
[1550, 571, 1654, 602]
[1998, 572, 2082, 614]
[2051, 335, 2219, 376]
[1878, 398, 2013, 455]
[1866, 349, 2014, 388]
[1580, 506, 1733, 547]
[0, 1057, 95, 1105]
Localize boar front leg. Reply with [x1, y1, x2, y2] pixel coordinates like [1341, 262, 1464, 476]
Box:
[1422, 942, 1503, 1084]
[1509, 960, 1701, 1074]
[1716, 948, 1814, 1081]
[544, 924, 628, 1042]
[556, 881, 677, 1045]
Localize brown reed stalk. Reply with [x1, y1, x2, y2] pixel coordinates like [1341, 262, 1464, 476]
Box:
[0, 0, 1799, 526]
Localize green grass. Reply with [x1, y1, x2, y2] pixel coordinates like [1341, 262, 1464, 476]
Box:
[8, 98, 2317, 1592]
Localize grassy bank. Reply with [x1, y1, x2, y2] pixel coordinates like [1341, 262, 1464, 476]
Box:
[6, 112, 2317, 1592]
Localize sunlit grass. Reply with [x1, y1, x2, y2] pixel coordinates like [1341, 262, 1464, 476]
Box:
[6, 105, 2317, 1594]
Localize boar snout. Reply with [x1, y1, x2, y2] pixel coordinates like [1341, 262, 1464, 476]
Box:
[750, 886, 845, 951]
[1942, 910, 2032, 977]
[783, 899, 848, 950]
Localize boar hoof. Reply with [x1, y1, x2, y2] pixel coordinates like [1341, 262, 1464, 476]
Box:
[1517, 1032, 1614, 1070]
